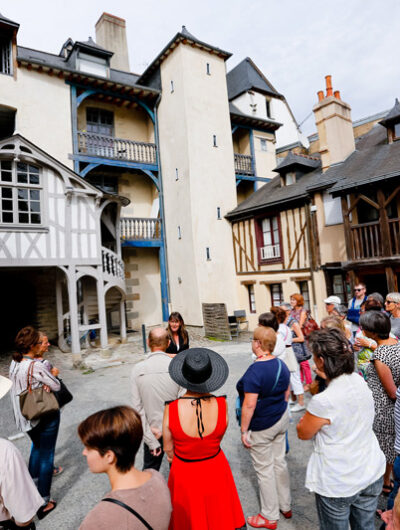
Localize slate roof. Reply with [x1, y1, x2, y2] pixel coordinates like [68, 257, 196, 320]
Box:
[230, 103, 282, 132]
[274, 151, 320, 173]
[0, 12, 19, 29]
[227, 57, 283, 101]
[380, 98, 400, 127]
[74, 37, 113, 58]
[138, 26, 231, 85]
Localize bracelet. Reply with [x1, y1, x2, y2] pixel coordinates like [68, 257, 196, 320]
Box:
[241, 430, 248, 435]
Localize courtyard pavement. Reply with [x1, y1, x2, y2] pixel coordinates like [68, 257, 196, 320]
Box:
[0, 334, 385, 529]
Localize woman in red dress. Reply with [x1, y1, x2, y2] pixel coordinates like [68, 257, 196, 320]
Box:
[163, 348, 245, 530]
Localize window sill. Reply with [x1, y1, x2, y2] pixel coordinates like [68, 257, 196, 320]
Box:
[259, 258, 283, 265]
[0, 226, 49, 233]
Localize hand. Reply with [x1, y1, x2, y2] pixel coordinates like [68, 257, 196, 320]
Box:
[166, 454, 173, 463]
[355, 337, 372, 349]
[151, 426, 162, 439]
[314, 367, 327, 379]
[150, 447, 162, 457]
[380, 509, 393, 526]
[43, 384, 51, 393]
[51, 367, 60, 377]
[241, 432, 252, 448]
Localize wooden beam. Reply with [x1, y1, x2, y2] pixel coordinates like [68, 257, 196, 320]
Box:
[384, 185, 400, 208]
[377, 189, 391, 257]
[232, 225, 238, 273]
[57, 71, 64, 79]
[341, 196, 354, 260]
[386, 266, 398, 292]
[359, 194, 379, 211]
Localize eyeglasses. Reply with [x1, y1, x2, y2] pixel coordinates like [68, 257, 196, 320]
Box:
[385, 300, 395, 304]
[354, 288, 364, 292]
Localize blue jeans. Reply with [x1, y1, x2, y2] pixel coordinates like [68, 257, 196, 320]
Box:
[388, 455, 400, 510]
[28, 411, 60, 501]
[315, 475, 383, 530]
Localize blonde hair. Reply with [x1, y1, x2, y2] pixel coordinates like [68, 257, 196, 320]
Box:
[253, 326, 277, 353]
[320, 316, 346, 333]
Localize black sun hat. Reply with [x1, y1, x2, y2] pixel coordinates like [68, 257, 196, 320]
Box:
[169, 348, 229, 393]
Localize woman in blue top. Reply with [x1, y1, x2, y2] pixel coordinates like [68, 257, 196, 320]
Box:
[237, 326, 291, 530]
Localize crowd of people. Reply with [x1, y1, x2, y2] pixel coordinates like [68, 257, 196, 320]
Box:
[2, 287, 400, 529]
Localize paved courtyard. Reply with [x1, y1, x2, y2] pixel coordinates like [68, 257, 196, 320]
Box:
[0, 334, 385, 529]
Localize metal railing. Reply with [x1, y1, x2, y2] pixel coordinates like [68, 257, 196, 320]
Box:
[234, 153, 254, 175]
[260, 243, 281, 260]
[120, 217, 161, 240]
[101, 246, 125, 280]
[77, 132, 157, 165]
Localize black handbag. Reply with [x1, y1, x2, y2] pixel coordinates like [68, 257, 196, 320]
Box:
[54, 378, 73, 407]
[292, 341, 312, 362]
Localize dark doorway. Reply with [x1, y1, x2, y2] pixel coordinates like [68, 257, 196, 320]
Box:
[358, 272, 388, 299]
[0, 271, 36, 354]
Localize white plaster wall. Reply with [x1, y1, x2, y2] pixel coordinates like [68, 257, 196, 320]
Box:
[135, 249, 163, 326]
[253, 131, 277, 180]
[159, 44, 239, 325]
[0, 69, 73, 167]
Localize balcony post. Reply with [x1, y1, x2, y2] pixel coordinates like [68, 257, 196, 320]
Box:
[341, 196, 354, 260]
[70, 85, 79, 173]
[120, 298, 127, 343]
[96, 273, 108, 349]
[377, 189, 392, 257]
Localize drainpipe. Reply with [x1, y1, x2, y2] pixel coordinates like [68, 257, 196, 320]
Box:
[305, 202, 318, 322]
[154, 94, 171, 321]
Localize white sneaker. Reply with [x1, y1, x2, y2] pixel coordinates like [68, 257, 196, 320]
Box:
[291, 403, 305, 412]
[289, 398, 296, 406]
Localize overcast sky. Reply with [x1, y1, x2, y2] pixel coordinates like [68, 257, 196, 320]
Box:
[2, 0, 399, 135]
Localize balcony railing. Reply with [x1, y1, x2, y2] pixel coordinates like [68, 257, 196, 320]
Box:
[350, 221, 382, 260]
[234, 153, 254, 176]
[102, 246, 125, 280]
[77, 132, 157, 165]
[260, 244, 281, 260]
[120, 217, 161, 240]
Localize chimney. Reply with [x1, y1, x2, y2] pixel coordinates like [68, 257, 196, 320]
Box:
[313, 75, 355, 171]
[95, 13, 130, 71]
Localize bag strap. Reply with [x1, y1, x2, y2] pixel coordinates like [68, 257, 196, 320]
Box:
[102, 498, 154, 530]
[26, 360, 35, 393]
[271, 359, 283, 393]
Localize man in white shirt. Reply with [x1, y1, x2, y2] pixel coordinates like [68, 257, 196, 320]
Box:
[131, 327, 183, 471]
[0, 375, 44, 528]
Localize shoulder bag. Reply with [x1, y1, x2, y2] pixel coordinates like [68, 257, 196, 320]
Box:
[54, 378, 73, 408]
[102, 498, 153, 530]
[19, 361, 59, 421]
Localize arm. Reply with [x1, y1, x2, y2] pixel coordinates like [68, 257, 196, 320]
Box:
[162, 404, 174, 462]
[375, 359, 397, 400]
[292, 321, 305, 343]
[299, 310, 307, 328]
[296, 411, 330, 440]
[130, 371, 160, 451]
[355, 336, 377, 351]
[240, 392, 258, 448]
[33, 363, 60, 392]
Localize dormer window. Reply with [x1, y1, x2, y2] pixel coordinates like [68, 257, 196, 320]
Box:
[0, 35, 12, 75]
[77, 52, 108, 77]
[286, 172, 296, 185]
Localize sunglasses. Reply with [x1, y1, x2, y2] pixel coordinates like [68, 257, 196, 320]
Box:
[385, 300, 395, 304]
[354, 288, 364, 292]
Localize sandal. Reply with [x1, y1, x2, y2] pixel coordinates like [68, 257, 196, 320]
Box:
[53, 465, 63, 477]
[37, 500, 57, 520]
[280, 509, 292, 519]
[382, 481, 394, 496]
[247, 514, 277, 529]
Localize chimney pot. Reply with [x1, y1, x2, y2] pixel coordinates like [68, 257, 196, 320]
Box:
[334, 90, 341, 100]
[325, 75, 333, 97]
[317, 90, 324, 102]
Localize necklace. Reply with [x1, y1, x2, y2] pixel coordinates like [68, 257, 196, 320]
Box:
[255, 354, 274, 362]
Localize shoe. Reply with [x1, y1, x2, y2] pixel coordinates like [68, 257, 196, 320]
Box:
[280, 509, 292, 519]
[37, 500, 57, 520]
[291, 403, 305, 412]
[247, 514, 277, 529]
[288, 398, 296, 406]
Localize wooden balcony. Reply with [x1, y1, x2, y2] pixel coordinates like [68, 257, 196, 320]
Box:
[120, 217, 161, 241]
[348, 218, 400, 260]
[234, 153, 254, 176]
[77, 132, 157, 165]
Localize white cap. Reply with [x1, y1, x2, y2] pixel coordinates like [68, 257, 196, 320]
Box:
[0, 375, 12, 400]
[324, 295, 341, 305]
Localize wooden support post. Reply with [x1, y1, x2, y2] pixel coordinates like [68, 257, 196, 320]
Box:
[96, 274, 108, 349]
[385, 266, 398, 292]
[67, 268, 80, 356]
[120, 298, 127, 343]
[377, 189, 392, 257]
[341, 196, 353, 261]
[56, 273, 64, 345]
[348, 270, 358, 291]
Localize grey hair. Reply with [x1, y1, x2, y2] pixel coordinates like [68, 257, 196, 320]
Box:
[281, 303, 292, 310]
[335, 304, 348, 317]
[367, 292, 384, 305]
[387, 292, 400, 304]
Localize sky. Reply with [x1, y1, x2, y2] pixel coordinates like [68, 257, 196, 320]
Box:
[2, 0, 399, 136]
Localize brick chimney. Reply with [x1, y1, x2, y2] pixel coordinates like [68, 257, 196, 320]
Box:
[95, 13, 130, 72]
[313, 76, 355, 171]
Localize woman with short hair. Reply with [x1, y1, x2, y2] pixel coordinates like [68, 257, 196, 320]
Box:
[79, 406, 171, 529]
[384, 292, 400, 339]
[361, 311, 400, 496]
[297, 328, 385, 529]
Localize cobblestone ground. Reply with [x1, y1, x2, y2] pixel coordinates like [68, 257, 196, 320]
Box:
[0, 331, 385, 529]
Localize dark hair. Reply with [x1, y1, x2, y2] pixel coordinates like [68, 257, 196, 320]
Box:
[359, 311, 391, 340]
[270, 306, 287, 324]
[258, 312, 279, 331]
[309, 328, 354, 380]
[364, 298, 383, 312]
[14, 326, 40, 362]
[167, 312, 188, 345]
[78, 406, 143, 473]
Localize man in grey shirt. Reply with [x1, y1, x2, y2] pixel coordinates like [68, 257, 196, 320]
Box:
[385, 292, 400, 339]
[131, 327, 183, 471]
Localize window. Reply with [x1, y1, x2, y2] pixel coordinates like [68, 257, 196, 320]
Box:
[0, 36, 12, 76]
[206, 63, 211, 75]
[86, 108, 114, 136]
[178, 226, 181, 239]
[247, 284, 256, 313]
[175, 168, 179, 181]
[332, 273, 346, 303]
[298, 281, 310, 310]
[323, 191, 343, 225]
[270, 283, 283, 306]
[170, 80, 174, 93]
[260, 216, 281, 260]
[266, 99, 271, 118]
[206, 247, 211, 260]
[260, 138, 268, 152]
[86, 174, 118, 194]
[77, 52, 108, 77]
[286, 172, 296, 186]
[213, 135, 217, 147]
[217, 207, 221, 219]
[0, 160, 42, 225]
